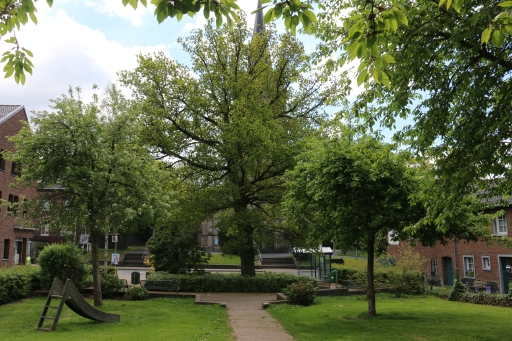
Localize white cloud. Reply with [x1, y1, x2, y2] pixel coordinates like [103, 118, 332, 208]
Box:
[0, 8, 170, 115]
[85, 0, 151, 27]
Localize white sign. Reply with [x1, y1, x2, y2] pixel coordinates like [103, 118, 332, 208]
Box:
[111, 253, 120, 266]
[112, 235, 118, 243]
[79, 234, 89, 244]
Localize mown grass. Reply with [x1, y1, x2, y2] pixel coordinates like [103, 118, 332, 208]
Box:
[208, 254, 241, 265]
[268, 294, 512, 341]
[0, 297, 232, 341]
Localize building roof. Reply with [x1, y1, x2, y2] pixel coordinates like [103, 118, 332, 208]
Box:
[0, 105, 26, 125]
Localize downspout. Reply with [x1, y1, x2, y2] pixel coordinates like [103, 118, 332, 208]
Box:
[453, 237, 458, 280]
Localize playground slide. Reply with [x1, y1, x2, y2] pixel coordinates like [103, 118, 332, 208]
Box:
[62, 279, 120, 323]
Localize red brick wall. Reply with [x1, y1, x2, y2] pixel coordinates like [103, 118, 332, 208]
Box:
[388, 206, 512, 293]
[0, 108, 37, 267]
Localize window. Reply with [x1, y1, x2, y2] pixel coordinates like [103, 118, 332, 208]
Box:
[0, 149, 5, 171]
[482, 256, 491, 270]
[40, 223, 49, 236]
[431, 259, 438, 275]
[493, 214, 508, 236]
[10, 161, 21, 177]
[388, 230, 399, 245]
[7, 195, 18, 214]
[464, 256, 475, 278]
[3, 239, 10, 259]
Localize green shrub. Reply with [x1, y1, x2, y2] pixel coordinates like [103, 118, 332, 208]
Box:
[385, 269, 424, 296]
[147, 225, 211, 274]
[332, 265, 424, 295]
[100, 269, 125, 298]
[37, 243, 88, 289]
[125, 287, 149, 300]
[148, 271, 310, 292]
[448, 279, 467, 301]
[0, 266, 41, 305]
[447, 285, 512, 307]
[283, 281, 317, 306]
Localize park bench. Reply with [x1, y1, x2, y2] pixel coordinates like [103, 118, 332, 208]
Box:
[141, 279, 180, 294]
[118, 278, 131, 289]
[469, 279, 488, 293]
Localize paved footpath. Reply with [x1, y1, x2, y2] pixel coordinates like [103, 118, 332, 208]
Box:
[197, 293, 295, 341]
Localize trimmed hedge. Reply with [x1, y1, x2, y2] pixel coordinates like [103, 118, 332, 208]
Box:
[0, 266, 41, 305]
[448, 281, 512, 307]
[147, 271, 312, 293]
[333, 264, 424, 295]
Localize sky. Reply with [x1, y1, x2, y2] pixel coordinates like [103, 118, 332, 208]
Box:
[0, 0, 326, 115]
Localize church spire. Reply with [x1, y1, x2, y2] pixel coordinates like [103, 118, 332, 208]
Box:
[253, 0, 264, 33]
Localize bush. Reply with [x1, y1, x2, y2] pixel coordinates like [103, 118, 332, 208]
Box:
[100, 269, 125, 298]
[448, 279, 467, 301]
[148, 271, 310, 292]
[0, 266, 41, 305]
[125, 287, 149, 300]
[283, 281, 317, 306]
[37, 243, 88, 289]
[146, 226, 211, 274]
[332, 264, 424, 295]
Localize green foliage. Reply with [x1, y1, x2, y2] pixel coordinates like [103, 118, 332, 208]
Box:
[146, 225, 211, 274]
[323, 0, 512, 221]
[386, 246, 426, 297]
[148, 271, 310, 293]
[119, 15, 339, 276]
[125, 286, 149, 300]
[217, 229, 239, 256]
[448, 279, 468, 301]
[284, 128, 422, 315]
[99, 269, 125, 298]
[36, 243, 88, 290]
[453, 290, 512, 307]
[333, 264, 424, 295]
[7, 85, 164, 306]
[0, 266, 41, 305]
[125, 0, 241, 28]
[283, 280, 317, 306]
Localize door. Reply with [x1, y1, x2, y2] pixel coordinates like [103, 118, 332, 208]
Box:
[500, 257, 512, 294]
[443, 257, 453, 286]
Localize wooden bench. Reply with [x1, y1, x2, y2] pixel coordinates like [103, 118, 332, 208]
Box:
[469, 279, 488, 293]
[142, 279, 180, 294]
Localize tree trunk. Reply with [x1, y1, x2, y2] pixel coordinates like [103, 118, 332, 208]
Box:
[239, 231, 255, 276]
[90, 230, 103, 307]
[235, 204, 256, 276]
[366, 233, 376, 317]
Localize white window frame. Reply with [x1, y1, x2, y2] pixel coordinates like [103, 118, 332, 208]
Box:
[493, 214, 508, 236]
[431, 259, 438, 275]
[482, 256, 491, 271]
[464, 256, 475, 278]
[388, 230, 399, 245]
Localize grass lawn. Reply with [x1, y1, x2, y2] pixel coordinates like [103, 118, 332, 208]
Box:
[0, 297, 232, 341]
[208, 254, 242, 265]
[268, 294, 512, 341]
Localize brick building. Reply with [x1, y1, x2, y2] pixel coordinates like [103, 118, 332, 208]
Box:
[0, 105, 37, 267]
[388, 205, 512, 293]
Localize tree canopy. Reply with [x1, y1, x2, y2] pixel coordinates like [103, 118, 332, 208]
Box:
[6, 85, 162, 306]
[311, 0, 512, 219]
[119, 17, 342, 275]
[284, 130, 421, 316]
